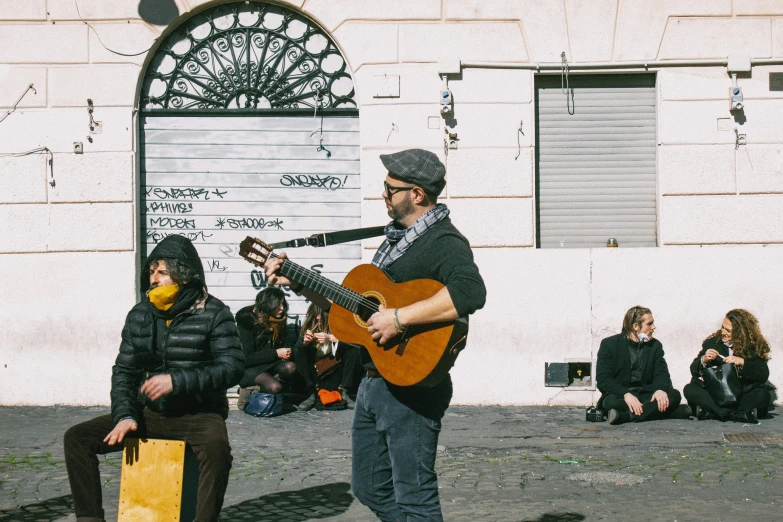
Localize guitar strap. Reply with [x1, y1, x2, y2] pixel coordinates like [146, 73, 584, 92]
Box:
[268, 226, 386, 249]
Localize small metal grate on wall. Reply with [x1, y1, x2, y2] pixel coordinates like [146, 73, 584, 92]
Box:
[535, 74, 657, 248]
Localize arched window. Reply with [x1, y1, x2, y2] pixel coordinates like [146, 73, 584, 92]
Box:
[137, 2, 360, 315]
[140, 2, 355, 110]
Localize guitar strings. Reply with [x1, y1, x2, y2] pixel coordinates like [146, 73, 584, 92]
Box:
[289, 264, 379, 314]
[278, 256, 381, 315]
[247, 247, 381, 316]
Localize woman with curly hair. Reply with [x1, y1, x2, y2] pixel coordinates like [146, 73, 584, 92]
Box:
[684, 309, 772, 422]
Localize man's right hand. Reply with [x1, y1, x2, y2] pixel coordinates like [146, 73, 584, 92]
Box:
[103, 419, 138, 446]
[264, 252, 292, 286]
[623, 393, 644, 416]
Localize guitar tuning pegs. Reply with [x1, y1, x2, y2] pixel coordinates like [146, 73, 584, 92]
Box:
[239, 236, 274, 267]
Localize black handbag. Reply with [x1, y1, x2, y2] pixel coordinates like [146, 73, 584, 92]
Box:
[244, 392, 283, 417]
[702, 363, 743, 408]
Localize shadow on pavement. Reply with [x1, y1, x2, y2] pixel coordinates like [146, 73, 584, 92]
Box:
[0, 494, 73, 522]
[523, 513, 586, 522]
[219, 482, 354, 521]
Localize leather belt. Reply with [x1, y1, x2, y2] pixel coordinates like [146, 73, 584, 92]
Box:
[366, 369, 381, 378]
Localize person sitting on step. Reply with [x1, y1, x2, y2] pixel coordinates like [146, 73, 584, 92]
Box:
[293, 303, 362, 411]
[683, 309, 772, 423]
[235, 287, 298, 411]
[597, 305, 692, 425]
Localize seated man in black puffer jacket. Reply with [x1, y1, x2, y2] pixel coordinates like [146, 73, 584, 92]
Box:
[63, 235, 245, 522]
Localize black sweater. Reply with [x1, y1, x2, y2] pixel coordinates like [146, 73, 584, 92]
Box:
[382, 217, 486, 318]
[361, 217, 486, 381]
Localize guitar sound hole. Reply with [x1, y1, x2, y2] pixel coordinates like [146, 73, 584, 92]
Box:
[357, 296, 381, 322]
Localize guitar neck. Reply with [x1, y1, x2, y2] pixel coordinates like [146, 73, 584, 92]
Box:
[274, 255, 366, 313]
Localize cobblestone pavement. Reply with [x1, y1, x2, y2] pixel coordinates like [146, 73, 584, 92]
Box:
[2, 405, 782, 521]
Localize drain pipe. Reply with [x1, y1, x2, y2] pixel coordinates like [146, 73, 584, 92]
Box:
[460, 57, 783, 71]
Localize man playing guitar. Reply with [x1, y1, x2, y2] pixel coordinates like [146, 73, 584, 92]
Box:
[264, 149, 486, 521]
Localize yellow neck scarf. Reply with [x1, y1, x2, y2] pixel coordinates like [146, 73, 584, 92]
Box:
[148, 284, 181, 311]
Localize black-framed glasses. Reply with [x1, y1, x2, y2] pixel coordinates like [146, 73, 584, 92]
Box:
[384, 180, 415, 198]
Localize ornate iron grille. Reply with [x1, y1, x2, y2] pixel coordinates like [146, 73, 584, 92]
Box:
[140, 2, 356, 110]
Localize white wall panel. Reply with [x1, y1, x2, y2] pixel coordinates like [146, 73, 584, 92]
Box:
[142, 114, 361, 317]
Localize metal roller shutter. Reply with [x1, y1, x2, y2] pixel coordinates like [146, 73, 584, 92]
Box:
[141, 113, 360, 316]
[535, 74, 657, 248]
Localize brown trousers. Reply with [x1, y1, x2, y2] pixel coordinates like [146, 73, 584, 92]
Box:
[63, 410, 232, 522]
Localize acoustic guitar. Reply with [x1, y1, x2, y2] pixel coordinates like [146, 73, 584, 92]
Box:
[239, 236, 468, 387]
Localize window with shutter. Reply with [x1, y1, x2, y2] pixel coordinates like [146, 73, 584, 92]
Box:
[535, 74, 657, 248]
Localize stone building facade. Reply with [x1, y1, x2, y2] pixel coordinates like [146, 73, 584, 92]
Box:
[1, 0, 783, 406]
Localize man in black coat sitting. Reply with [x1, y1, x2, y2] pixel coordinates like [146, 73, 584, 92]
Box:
[63, 235, 245, 522]
[597, 306, 691, 425]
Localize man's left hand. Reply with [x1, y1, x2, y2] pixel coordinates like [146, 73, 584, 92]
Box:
[140, 374, 174, 401]
[367, 305, 400, 345]
[651, 390, 669, 412]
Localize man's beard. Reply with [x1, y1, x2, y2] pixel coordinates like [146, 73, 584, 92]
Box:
[387, 193, 415, 222]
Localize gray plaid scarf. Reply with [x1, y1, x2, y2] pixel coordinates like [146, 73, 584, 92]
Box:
[372, 204, 450, 270]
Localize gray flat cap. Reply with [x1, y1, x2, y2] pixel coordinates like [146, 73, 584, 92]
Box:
[380, 149, 446, 197]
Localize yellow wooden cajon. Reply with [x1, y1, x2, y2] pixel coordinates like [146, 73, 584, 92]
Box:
[118, 438, 199, 522]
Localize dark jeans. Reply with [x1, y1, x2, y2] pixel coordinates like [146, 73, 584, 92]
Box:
[684, 382, 771, 419]
[63, 410, 232, 522]
[351, 375, 445, 522]
[602, 388, 682, 421]
[294, 342, 362, 393]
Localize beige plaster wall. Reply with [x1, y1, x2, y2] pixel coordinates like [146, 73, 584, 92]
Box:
[1, 0, 782, 405]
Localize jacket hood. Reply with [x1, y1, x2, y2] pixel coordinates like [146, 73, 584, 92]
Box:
[236, 305, 257, 331]
[142, 235, 206, 292]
